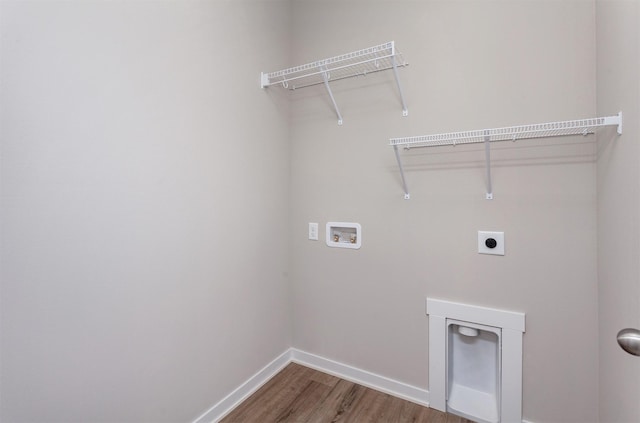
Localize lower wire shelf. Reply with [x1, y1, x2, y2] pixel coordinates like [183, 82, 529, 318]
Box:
[390, 112, 622, 200]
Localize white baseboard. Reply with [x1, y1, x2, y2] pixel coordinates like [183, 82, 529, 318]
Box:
[192, 349, 291, 423]
[290, 348, 430, 408]
[192, 348, 429, 423]
[193, 347, 532, 423]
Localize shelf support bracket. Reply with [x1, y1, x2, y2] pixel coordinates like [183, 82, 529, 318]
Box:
[320, 65, 343, 125]
[484, 131, 493, 200]
[603, 111, 623, 135]
[260, 72, 269, 89]
[393, 145, 411, 199]
[391, 54, 409, 117]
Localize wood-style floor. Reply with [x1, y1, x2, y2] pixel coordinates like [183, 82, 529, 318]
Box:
[220, 363, 475, 423]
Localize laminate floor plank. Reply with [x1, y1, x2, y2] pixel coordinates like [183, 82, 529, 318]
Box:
[336, 387, 391, 422]
[379, 394, 406, 422]
[222, 363, 314, 422]
[306, 379, 367, 423]
[307, 368, 340, 388]
[446, 414, 476, 423]
[398, 399, 435, 423]
[221, 363, 477, 422]
[274, 380, 332, 423]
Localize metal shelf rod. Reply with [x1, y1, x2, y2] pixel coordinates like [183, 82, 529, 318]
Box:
[484, 132, 493, 200]
[281, 65, 404, 91]
[321, 67, 343, 125]
[391, 55, 409, 117]
[393, 145, 410, 200]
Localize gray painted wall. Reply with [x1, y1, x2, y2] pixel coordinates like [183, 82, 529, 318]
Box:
[2, 1, 637, 422]
[0, 1, 291, 422]
[596, 1, 640, 422]
[289, 1, 599, 422]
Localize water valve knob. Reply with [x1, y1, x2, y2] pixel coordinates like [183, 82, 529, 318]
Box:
[485, 238, 497, 249]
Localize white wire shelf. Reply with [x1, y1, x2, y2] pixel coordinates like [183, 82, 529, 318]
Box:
[261, 41, 407, 90]
[390, 114, 622, 149]
[261, 41, 408, 125]
[390, 112, 623, 200]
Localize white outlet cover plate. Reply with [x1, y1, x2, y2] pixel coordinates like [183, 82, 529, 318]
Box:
[308, 222, 318, 240]
[478, 231, 505, 255]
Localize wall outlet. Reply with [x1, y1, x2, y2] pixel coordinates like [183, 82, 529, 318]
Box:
[308, 223, 318, 240]
[478, 231, 505, 255]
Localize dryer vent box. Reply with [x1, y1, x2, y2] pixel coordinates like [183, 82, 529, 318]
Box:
[326, 222, 361, 249]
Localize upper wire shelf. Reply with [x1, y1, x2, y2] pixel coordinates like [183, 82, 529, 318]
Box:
[261, 41, 407, 90]
[261, 41, 408, 125]
[390, 113, 623, 200]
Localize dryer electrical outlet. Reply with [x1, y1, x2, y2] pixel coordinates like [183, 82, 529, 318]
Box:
[478, 231, 505, 255]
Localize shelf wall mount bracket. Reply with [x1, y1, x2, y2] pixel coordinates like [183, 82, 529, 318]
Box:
[393, 144, 411, 200]
[605, 111, 623, 135]
[484, 131, 493, 200]
[320, 64, 343, 125]
[391, 53, 409, 117]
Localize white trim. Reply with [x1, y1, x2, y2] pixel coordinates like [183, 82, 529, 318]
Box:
[426, 298, 525, 423]
[192, 349, 291, 423]
[290, 348, 429, 407]
[428, 315, 447, 410]
[193, 346, 533, 423]
[192, 348, 429, 423]
[426, 298, 525, 332]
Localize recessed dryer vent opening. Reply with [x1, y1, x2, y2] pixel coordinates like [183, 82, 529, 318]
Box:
[447, 319, 501, 423]
[426, 298, 525, 423]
